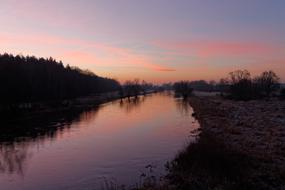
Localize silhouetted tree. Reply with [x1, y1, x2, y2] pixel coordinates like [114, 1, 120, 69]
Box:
[173, 81, 193, 99]
[123, 80, 133, 100]
[141, 80, 148, 95]
[221, 70, 280, 100]
[254, 70, 280, 97]
[227, 70, 253, 100]
[189, 80, 213, 92]
[123, 79, 142, 99]
[132, 79, 141, 98]
[161, 83, 173, 91]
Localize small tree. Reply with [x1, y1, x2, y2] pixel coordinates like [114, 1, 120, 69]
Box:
[228, 70, 253, 100]
[132, 79, 141, 98]
[124, 80, 133, 100]
[141, 80, 153, 95]
[173, 81, 193, 99]
[229, 70, 251, 83]
[255, 70, 280, 97]
[123, 79, 142, 99]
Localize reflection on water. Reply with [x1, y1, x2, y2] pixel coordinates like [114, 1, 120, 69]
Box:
[0, 93, 199, 190]
[0, 107, 100, 176]
[176, 99, 191, 116]
[119, 96, 146, 113]
[0, 143, 31, 175]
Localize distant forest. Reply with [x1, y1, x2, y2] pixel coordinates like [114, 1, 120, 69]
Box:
[0, 53, 120, 106]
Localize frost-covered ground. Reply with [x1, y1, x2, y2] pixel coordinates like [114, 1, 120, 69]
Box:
[187, 96, 285, 188]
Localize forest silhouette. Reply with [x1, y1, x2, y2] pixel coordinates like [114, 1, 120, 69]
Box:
[0, 53, 120, 109]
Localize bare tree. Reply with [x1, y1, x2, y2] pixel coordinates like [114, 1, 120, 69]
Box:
[227, 70, 253, 100]
[173, 81, 193, 99]
[132, 79, 141, 98]
[123, 79, 142, 100]
[229, 70, 251, 84]
[255, 70, 280, 97]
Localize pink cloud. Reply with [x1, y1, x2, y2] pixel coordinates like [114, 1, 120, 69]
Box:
[196, 41, 280, 57]
[0, 32, 175, 73]
[152, 40, 283, 58]
[61, 46, 176, 72]
[154, 67, 176, 72]
[151, 39, 285, 82]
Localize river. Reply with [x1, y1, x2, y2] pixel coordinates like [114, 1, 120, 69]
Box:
[0, 92, 199, 190]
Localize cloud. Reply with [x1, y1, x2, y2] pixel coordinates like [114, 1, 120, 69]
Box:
[151, 39, 285, 81]
[0, 32, 175, 72]
[152, 40, 283, 58]
[154, 67, 176, 72]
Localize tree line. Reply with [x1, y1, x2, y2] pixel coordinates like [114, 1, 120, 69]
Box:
[173, 80, 220, 99]
[119, 79, 156, 100]
[173, 70, 283, 101]
[220, 70, 281, 100]
[0, 53, 120, 108]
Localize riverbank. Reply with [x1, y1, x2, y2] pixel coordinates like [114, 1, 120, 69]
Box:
[0, 92, 122, 141]
[1, 91, 156, 122]
[1, 90, 160, 121]
[165, 96, 285, 189]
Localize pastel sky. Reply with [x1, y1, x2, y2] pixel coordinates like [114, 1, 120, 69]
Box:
[1, 0, 285, 83]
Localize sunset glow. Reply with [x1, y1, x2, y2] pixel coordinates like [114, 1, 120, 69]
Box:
[1, 1, 285, 189]
[1, 0, 284, 83]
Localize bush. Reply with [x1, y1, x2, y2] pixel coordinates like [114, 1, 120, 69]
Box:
[254, 70, 280, 97]
[173, 81, 193, 99]
[230, 78, 253, 100]
[227, 70, 254, 100]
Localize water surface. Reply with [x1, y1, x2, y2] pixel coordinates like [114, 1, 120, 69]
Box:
[0, 93, 199, 190]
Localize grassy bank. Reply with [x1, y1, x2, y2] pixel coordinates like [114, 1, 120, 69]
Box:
[166, 132, 258, 190]
[167, 96, 285, 189]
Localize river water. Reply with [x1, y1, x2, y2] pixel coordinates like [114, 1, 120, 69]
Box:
[0, 92, 199, 190]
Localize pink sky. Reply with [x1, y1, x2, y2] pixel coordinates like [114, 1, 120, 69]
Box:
[0, 0, 284, 83]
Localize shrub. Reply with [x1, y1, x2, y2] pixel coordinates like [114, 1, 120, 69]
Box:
[173, 81, 193, 99]
[254, 70, 280, 97]
[227, 70, 253, 100]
